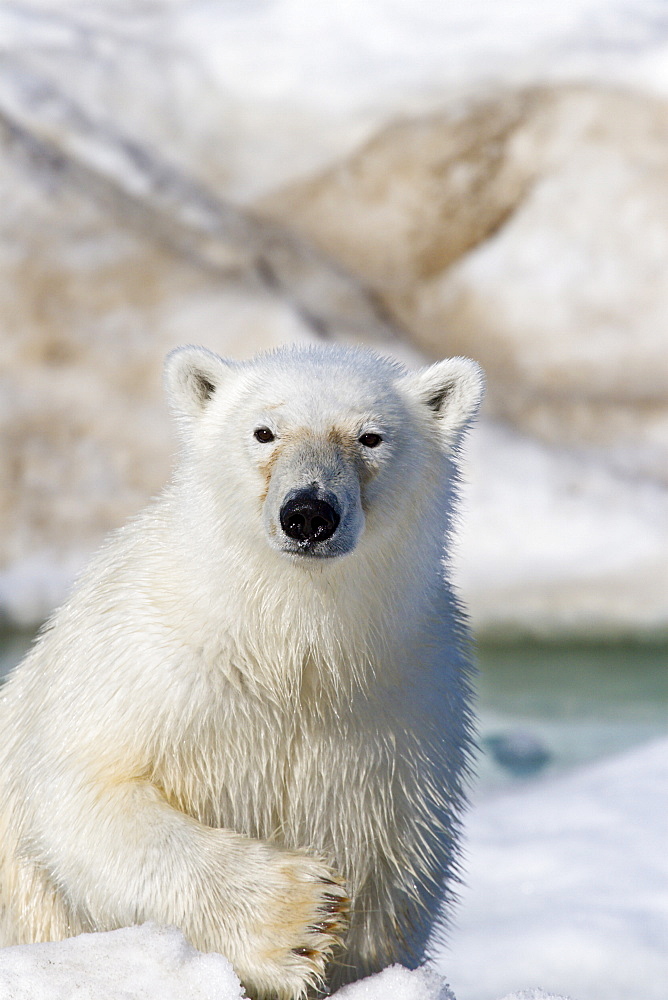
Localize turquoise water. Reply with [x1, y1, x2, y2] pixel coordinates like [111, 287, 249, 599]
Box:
[475, 640, 668, 796]
[2, 630, 666, 797]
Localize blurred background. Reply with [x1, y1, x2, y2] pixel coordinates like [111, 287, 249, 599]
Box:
[0, 2, 666, 999]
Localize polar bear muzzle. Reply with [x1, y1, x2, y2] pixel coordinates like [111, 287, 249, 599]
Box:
[261, 433, 365, 560]
[279, 489, 341, 546]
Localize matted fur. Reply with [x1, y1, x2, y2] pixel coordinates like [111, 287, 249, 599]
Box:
[0, 344, 483, 999]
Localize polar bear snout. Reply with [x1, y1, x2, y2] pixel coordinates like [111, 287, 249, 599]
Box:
[280, 489, 341, 545]
[259, 430, 367, 559]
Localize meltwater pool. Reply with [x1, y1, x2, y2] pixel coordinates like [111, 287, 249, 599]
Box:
[475, 639, 668, 797]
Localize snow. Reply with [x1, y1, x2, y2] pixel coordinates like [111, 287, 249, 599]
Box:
[0, 925, 243, 1000]
[171, 0, 668, 199]
[0, 925, 454, 1000]
[436, 739, 668, 1000]
[177, 0, 668, 112]
[3, 0, 658, 202]
[1, 0, 667, 638]
[0, 923, 567, 1000]
[456, 421, 668, 637]
[499, 994, 573, 1000]
[331, 964, 455, 1000]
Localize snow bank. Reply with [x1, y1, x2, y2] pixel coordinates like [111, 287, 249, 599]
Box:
[0, 925, 244, 1000]
[332, 964, 455, 1000]
[0, 924, 453, 1000]
[436, 739, 668, 1000]
[0, 922, 571, 1000]
[457, 421, 668, 638]
[174, 0, 668, 201]
[4, 0, 668, 203]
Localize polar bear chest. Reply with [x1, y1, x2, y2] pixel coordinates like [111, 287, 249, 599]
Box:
[153, 671, 418, 871]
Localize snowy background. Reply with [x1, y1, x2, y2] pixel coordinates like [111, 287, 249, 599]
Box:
[0, 1, 667, 998]
[1, 0, 668, 637]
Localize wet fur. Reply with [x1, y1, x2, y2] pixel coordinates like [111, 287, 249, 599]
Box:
[0, 344, 483, 999]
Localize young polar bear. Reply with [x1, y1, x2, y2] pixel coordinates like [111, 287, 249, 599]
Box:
[0, 344, 483, 999]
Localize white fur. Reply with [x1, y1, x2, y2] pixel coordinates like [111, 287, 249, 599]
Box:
[0, 344, 484, 999]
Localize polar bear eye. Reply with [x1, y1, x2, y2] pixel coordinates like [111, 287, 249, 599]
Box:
[254, 427, 275, 443]
[359, 432, 383, 448]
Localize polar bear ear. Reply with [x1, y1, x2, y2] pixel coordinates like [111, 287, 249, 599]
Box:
[399, 357, 485, 452]
[164, 346, 236, 419]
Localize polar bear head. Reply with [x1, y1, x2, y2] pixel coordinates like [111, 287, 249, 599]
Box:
[164, 344, 483, 563]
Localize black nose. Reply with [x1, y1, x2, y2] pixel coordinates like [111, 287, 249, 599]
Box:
[280, 491, 340, 544]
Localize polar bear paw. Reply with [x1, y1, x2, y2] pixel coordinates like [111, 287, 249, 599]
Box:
[237, 852, 349, 1000]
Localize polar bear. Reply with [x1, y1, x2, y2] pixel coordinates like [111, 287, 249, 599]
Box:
[0, 344, 483, 999]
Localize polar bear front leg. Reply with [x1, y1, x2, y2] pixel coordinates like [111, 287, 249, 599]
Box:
[26, 778, 348, 1000]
